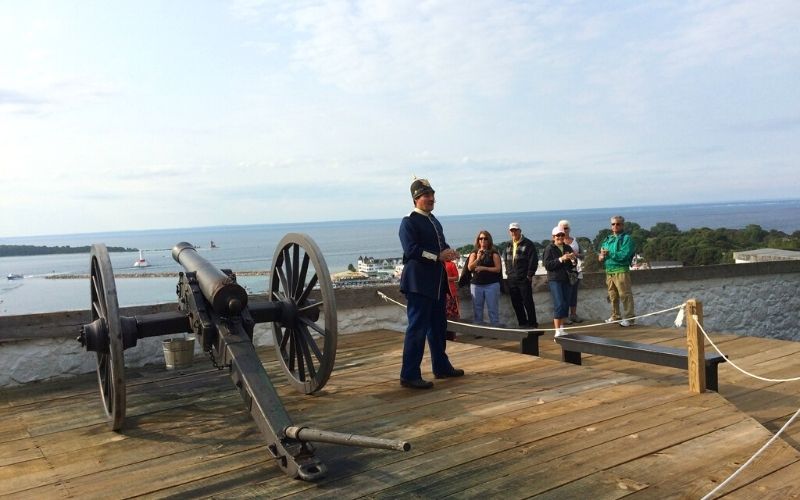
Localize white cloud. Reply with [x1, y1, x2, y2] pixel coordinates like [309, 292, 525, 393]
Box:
[660, 0, 800, 73]
[241, 0, 547, 103]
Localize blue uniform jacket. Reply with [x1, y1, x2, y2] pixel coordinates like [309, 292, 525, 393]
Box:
[399, 210, 450, 300]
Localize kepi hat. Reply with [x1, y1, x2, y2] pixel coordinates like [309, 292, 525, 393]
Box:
[410, 178, 435, 199]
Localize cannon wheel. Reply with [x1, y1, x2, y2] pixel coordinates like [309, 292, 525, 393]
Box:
[90, 244, 127, 430]
[270, 233, 338, 394]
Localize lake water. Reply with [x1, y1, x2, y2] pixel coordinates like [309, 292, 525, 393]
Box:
[2, 199, 799, 315]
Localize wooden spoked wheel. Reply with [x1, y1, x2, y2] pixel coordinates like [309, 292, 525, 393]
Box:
[269, 233, 338, 394]
[90, 244, 127, 431]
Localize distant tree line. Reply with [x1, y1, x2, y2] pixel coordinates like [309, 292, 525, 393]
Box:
[456, 223, 800, 271]
[0, 245, 136, 257]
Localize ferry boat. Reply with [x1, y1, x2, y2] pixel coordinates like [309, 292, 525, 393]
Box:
[133, 250, 150, 267]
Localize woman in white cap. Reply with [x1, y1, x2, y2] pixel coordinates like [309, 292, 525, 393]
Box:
[559, 219, 584, 324]
[542, 226, 577, 337]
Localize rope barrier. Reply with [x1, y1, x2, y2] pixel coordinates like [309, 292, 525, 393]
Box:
[560, 303, 684, 332]
[701, 403, 800, 500]
[378, 290, 683, 332]
[692, 313, 800, 498]
[694, 315, 800, 383]
[376, 291, 544, 333]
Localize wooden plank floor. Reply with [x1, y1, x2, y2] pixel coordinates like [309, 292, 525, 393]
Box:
[460, 322, 800, 452]
[1, 329, 800, 498]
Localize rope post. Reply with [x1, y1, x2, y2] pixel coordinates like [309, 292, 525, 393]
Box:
[686, 298, 705, 393]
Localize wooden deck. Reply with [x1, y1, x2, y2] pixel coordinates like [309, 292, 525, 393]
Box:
[462, 323, 800, 451]
[2, 327, 800, 498]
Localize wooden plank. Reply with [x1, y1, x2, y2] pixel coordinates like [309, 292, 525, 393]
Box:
[726, 458, 800, 498]
[436, 407, 750, 498]
[270, 392, 734, 499]
[542, 413, 800, 499]
[227, 380, 705, 498]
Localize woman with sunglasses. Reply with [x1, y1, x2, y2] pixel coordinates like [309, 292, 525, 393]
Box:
[543, 226, 577, 338]
[466, 230, 503, 325]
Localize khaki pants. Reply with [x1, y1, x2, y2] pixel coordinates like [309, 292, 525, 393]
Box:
[606, 272, 634, 322]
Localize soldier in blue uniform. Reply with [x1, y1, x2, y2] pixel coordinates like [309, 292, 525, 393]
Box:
[398, 178, 464, 389]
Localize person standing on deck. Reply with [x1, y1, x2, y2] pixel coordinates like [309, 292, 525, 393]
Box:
[444, 259, 461, 340]
[599, 215, 636, 326]
[398, 178, 464, 389]
[502, 222, 539, 328]
[466, 230, 503, 326]
[543, 226, 577, 338]
[559, 219, 584, 324]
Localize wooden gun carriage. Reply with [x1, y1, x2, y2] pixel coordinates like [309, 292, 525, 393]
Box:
[77, 234, 408, 481]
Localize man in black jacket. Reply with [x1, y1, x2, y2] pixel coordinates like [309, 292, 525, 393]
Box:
[502, 222, 539, 328]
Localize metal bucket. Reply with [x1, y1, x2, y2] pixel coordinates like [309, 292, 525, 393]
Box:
[162, 337, 195, 370]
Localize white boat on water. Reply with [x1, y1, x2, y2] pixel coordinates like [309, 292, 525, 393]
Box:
[133, 250, 150, 267]
[6, 273, 23, 280]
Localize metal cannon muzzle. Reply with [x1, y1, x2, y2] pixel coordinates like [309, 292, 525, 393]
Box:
[171, 242, 248, 316]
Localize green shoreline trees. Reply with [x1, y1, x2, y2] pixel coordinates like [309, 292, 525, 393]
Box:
[0, 245, 136, 257]
[455, 223, 800, 270]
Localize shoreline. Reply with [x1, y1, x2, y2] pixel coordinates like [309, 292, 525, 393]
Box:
[45, 270, 270, 279]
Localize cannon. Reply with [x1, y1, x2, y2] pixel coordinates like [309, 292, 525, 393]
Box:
[78, 233, 409, 481]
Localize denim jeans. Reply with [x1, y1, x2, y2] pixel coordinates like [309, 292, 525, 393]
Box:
[568, 278, 580, 308]
[470, 282, 501, 325]
[548, 279, 571, 319]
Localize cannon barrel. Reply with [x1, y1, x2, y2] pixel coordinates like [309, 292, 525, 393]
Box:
[284, 426, 411, 452]
[171, 242, 248, 316]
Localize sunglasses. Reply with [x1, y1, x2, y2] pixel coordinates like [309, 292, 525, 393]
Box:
[478, 236, 489, 240]
[554, 233, 565, 237]
[562, 227, 570, 230]
[611, 222, 622, 226]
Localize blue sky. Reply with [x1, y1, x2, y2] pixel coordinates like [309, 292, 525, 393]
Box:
[1, 0, 799, 237]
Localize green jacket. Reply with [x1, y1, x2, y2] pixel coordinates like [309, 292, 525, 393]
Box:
[600, 233, 635, 273]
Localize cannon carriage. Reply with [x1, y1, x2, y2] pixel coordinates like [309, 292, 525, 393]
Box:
[77, 233, 408, 481]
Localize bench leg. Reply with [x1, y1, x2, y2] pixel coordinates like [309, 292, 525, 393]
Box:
[520, 333, 540, 356]
[563, 350, 581, 365]
[705, 363, 719, 392]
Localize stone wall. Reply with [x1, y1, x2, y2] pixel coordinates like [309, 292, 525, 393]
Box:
[1, 260, 798, 387]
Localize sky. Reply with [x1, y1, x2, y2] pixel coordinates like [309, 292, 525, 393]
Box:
[1, 0, 799, 238]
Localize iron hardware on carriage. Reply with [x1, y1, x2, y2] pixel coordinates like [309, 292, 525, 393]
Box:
[78, 234, 409, 481]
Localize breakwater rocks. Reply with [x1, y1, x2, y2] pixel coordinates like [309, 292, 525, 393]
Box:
[46, 270, 270, 279]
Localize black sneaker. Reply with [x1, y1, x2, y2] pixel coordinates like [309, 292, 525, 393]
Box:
[434, 368, 465, 379]
[400, 378, 434, 389]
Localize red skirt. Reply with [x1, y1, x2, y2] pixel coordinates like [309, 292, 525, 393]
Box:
[446, 293, 460, 320]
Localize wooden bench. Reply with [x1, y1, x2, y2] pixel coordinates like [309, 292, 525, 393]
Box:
[555, 334, 727, 391]
[447, 320, 543, 356]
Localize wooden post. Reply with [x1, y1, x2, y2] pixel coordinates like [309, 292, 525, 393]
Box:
[686, 299, 705, 393]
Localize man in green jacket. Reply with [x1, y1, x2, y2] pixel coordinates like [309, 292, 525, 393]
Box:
[598, 215, 636, 326]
